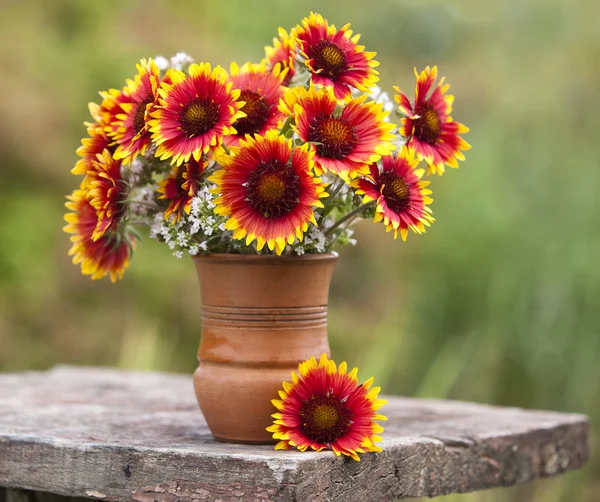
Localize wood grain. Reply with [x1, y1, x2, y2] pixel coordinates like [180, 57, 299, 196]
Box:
[0, 366, 589, 501]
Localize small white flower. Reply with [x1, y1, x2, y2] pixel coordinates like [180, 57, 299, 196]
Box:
[294, 246, 305, 256]
[189, 245, 200, 256]
[370, 85, 382, 98]
[309, 227, 327, 253]
[154, 56, 170, 71]
[170, 52, 194, 70]
[199, 241, 208, 251]
[190, 221, 201, 235]
[174, 250, 183, 259]
[191, 197, 201, 217]
[322, 217, 335, 229]
[130, 158, 145, 174]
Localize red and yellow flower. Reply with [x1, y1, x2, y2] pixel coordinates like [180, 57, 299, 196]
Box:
[72, 123, 115, 176]
[112, 58, 161, 163]
[85, 150, 129, 240]
[280, 86, 395, 179]
[294, 12, 379, 101]
[394, 66, 470, 175]
[267, 353, 387, 461]
[64, 189, 135, 283]
[149, 63, 245, 166]
[224, 61, 288, 147]
[89, 88, 131, 138]
[265, 27, 296, 86]
[356, 149, 434, 241]
[157, 158, 206, 221]
[210, 130, 327, 255]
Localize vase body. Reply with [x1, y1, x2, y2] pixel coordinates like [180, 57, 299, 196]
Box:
[192, 253, 337, 444]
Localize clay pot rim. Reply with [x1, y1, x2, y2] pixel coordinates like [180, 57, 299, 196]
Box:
[192, 252, 338, 265]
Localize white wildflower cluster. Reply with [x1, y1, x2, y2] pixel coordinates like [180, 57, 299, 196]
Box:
[154, 52, 196, 73]
[148, 185, 231, 259]
[292, 174, 361, 255]
[298, 225, 328, 254]
[293, 221, 357, 256]
[187, 187, 223, 238]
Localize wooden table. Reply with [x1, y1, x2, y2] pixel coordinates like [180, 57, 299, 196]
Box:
[0, 367, 589, 502]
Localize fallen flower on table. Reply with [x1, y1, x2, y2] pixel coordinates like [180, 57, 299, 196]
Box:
[268, 353, 387, 461]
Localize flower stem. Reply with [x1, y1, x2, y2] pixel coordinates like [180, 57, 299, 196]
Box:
[128, 219, 150, 227]
[125, 199, 157, 208]
[324, 200, 376, 237]
[199, 233, 223, 252]
[320, 179, 345, 216]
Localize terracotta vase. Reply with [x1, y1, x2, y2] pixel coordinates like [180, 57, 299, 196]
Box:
[192, 253, 337, 444]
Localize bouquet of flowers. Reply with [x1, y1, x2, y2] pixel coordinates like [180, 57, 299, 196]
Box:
[64, 12, 470, 282]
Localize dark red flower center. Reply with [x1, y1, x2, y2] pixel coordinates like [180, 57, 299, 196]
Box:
[133, 95, 154, 134]
[311, 40, 348, 80]
[300, 395, 352, 445]
[246, 160, 300, 218]
[308, 116, 358, 159]
[180, 99, 220, 138]
[380, 172, 411, 213]
[233, 90, 271, 136]
[414, 104, 441, 145]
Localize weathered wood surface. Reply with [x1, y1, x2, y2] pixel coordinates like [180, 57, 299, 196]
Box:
[0, 367, 589, 502]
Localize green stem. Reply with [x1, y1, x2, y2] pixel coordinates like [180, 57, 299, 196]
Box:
[128, 219, 151, 227]
[325, 213, 361, 252]
[126, 199, 157, 209]
[324, 201, 376, 237]
[321, 179, 345, 214]
[198, 234, 221, 252]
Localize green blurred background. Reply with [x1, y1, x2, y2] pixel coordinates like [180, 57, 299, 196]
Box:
[0, 0, 598, 500]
